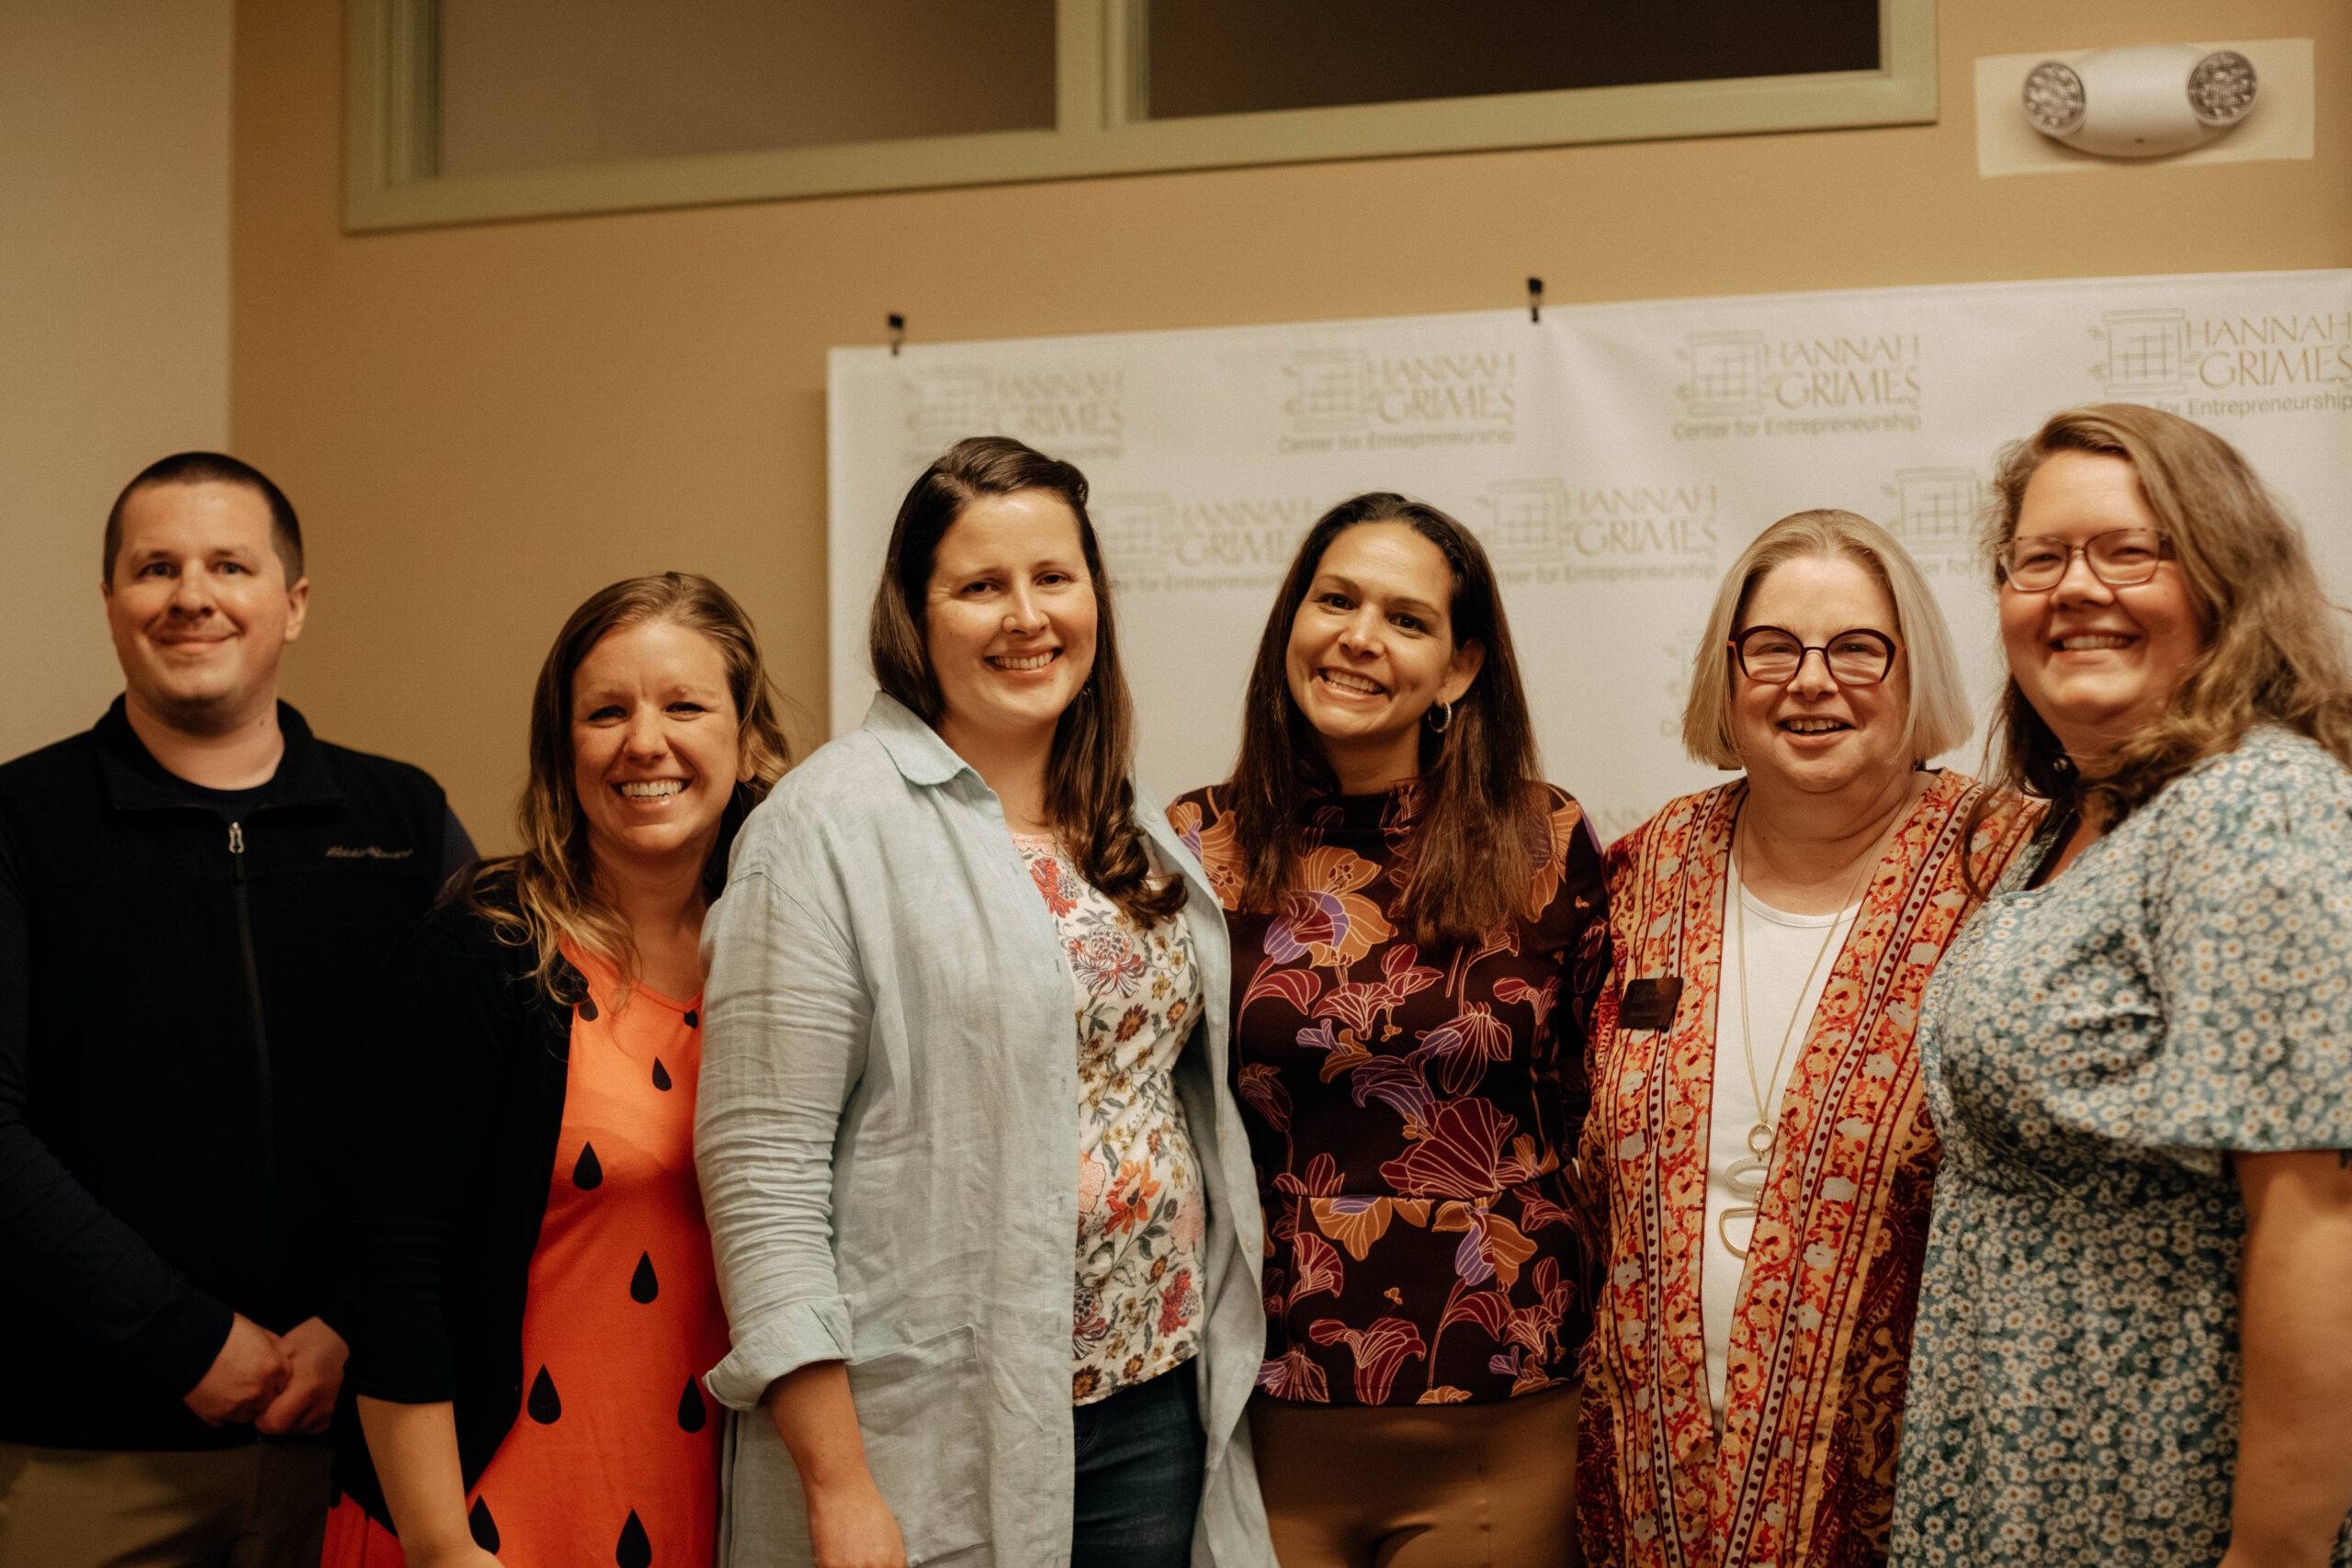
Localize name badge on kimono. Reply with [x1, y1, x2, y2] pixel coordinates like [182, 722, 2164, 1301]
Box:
[1618, 976, 1684, 1032]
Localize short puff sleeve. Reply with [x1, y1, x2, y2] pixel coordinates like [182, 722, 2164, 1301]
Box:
[2144, 739, 2352, 1156]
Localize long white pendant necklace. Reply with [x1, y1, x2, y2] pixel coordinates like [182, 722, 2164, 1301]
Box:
[1718, 836, 1874, 1260]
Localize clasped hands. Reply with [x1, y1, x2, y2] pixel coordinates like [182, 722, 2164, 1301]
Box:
[184, 1313, 348, 1435]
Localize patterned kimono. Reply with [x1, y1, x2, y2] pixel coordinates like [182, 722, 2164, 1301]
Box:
[1575, 771, 2041, 1568]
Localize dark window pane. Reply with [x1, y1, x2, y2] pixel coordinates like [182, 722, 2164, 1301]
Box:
[1144, 0, 1879, 121]
[439, 0, 1057, 177]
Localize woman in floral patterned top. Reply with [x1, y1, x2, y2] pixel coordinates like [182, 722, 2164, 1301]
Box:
[1172, 492, 1610, 1567]
[1891, 406, 2352, 1564]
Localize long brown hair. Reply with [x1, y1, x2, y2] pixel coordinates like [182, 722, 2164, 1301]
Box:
[1981, 403, 2352, 823]
[1220, 492, 1544, 948]
[868, 435, 1182, 929]
[465, 571, 795, 1001]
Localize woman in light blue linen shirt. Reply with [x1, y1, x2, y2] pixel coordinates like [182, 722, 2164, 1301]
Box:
[695, 436, 1274, 1568]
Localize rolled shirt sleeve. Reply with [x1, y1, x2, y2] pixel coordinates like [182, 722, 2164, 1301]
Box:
[695, 863, 872, 1411]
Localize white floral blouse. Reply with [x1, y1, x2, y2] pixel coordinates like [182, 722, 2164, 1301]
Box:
[1014, 834, 1208, 1405]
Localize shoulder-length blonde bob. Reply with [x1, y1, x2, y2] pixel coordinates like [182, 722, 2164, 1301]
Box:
[1681, 509, 1971, 770]
[465, 571, 795, 1001]
[1978, 403, 2352, 818]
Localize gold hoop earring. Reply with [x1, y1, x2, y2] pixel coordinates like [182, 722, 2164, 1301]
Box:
[1426, 701, 1453, 734]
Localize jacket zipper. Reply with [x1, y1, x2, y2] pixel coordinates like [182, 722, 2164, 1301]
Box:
[229, 821, 280, 1291]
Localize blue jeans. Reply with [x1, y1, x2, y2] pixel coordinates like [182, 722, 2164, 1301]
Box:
[1071, 1364, 1203, 1568]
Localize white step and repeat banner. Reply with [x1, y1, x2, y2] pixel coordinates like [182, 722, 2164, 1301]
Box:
[830, 270, 2352, 841]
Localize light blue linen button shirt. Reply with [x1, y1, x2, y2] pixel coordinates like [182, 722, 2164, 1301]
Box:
[695, 694, 1274, 1568]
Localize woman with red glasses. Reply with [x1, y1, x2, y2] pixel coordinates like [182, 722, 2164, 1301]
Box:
[1575, 510, 2044, 1566]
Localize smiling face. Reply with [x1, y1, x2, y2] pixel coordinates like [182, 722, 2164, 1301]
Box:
[1730, 555, 1913, 795]
[571, 618, 745, 880]
[1284, 521, 1485, 794]
[104, 480, 308, 733]
[923, 489, 1099, 751]
[2000, 449, 2205, 763]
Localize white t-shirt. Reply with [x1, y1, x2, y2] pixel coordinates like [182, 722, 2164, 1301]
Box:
[1702, 882, 1860, 1420]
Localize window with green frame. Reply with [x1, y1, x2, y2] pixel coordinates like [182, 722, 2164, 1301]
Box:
[345, 0, 1934, 231]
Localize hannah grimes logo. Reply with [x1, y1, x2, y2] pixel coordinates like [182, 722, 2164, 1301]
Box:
[2093, 311, 2188, 394]
[1091, 493, 1317, 589]
[1476, 480, 1717, 582]
[1678, 333, 1768, 416]
[1092, 494, 1170, 570]
[906, 366, 1124, 458]
[1674, 330, 1923, 438]
[1279, 350, 1516, 453]
[1881, 468, 1979, 558]
[2092, 308, 2352, 407]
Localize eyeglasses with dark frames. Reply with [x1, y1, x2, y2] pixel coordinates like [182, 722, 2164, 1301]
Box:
[1728, 626, 1902, 686]
[1999, 528, 2173, 592]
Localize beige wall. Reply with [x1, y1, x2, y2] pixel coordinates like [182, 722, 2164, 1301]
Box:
[232, 0, 2350, 852]
[4, 0, 232, 761]
[439, 0, 1054, 176]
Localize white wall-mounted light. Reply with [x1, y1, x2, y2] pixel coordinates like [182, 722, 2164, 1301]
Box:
[2021, 44, 2257, 157]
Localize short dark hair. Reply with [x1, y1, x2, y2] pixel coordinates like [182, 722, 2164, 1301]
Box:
[867, 434, 1182, 930]
[103, 452, 304, 584]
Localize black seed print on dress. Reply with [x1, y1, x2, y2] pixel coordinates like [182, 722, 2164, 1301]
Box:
[684, 1009, 697, 1028]
[630, 1251, 659, 1303]
[527, 1365, 561, 1424]
[469, 1497, 500, 1551]
[573, 1143, 604, 1189]
[651, 1057, 673, 1091]
[616, 1509, 652, 1568]
[578, 997, 599, 1021]
[678, 1374, 707, 1433]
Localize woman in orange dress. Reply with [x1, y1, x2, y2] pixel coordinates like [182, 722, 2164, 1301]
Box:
[321, 573, 792, 1568]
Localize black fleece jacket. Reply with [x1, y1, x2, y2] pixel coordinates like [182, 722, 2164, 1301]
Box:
[0, 699, 453, 1451]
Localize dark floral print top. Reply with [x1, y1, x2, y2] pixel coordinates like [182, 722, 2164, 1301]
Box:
[1170, 782, 1610, 1405]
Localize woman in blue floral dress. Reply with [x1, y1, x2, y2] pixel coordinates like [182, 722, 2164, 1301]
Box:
[1892, 405, 2352, 1565]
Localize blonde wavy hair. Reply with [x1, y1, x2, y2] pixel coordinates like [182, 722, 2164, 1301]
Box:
[464, 572, 794, 1002]
[1980, 403, 2352, 820]
[1682, 509, 1972, 769]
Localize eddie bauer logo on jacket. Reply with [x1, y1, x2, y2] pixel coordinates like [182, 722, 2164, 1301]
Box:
[325, 845, 415, 860]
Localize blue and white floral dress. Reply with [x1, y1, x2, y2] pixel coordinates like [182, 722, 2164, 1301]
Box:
[1893, 729, 2352, 1564]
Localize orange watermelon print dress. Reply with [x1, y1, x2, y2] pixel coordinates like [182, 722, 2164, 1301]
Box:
[321, 943, 729, 1568]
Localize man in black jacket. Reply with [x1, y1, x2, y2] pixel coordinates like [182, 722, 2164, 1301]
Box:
[0, 453, 474, 1567]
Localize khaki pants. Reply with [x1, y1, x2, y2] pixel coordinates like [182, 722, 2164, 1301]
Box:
[1251, 1382, 1584, 1568]
[0, 1440, 333, 1568]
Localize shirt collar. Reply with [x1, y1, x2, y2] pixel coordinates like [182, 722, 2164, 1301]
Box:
[861, 691, 977, 788]
[93, 695, 344, 814]
[858, 691, 1220, 918]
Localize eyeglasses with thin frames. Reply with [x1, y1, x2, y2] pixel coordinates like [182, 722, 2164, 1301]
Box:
[1999, 528, 2172, 592]
[1728, 626, 1902, 686]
